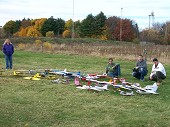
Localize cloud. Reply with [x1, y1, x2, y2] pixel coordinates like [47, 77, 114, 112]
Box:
[0, 0, 170, 29]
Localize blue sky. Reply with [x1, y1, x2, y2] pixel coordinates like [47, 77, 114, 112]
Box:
[0, 0, 170, 30]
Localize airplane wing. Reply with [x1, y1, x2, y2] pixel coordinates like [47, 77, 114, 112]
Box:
[136, 89, 159, 95]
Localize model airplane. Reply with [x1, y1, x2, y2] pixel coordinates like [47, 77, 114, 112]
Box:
[13, 69, 50, 76]
[120, 91, 135, 96]
[23, 73, 41, 80]
[13, 70, 36, 76]
[83, 74, 107, 81]
[49, 69, 81, 79]
[76, 84, 108, 91]
[135, 83, 159, 95]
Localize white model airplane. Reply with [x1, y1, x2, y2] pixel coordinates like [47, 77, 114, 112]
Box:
[136, 89, 159, 95]
[49, 69, 82, 78]
[49, 69, 72, 76]
[135, 83, 159, 95]
[86, 79, 114, 85]
[76, 85, 109, 91]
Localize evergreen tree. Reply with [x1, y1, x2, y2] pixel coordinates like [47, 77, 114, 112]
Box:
[41, 16, 65, 37]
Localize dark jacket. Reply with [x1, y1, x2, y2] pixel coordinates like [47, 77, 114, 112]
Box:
[2, 43, 14, 56]
[136, 60, 147, 70]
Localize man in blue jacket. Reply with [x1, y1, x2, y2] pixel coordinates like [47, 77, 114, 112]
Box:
[2, 39, 14, 69]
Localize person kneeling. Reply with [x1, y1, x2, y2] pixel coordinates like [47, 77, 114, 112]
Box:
[149, 58, 166, 86]
[106, 58, 121, 77]
[132, 55, 148, 81]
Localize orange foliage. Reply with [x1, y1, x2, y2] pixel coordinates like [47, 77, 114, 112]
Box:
[17, 27, 30, 37]
[34, 18, 47, 31]
[63, 30, 71, 38]
[27, 27, 41, 37]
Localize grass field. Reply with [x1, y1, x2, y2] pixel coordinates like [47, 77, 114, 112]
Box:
[0, 50, 170, 127]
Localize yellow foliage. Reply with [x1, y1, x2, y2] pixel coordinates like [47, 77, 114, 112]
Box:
[34, 18, 47, 31]
[43, 42, 52, 50]
[14, 18, 46, 37]
[27, 27, 41, 37]
[17, 27, 29, 36]
[46, 31, 54, 37]
[63, 30, 71, 38]
[35, 40, 43, 47]
[65, 19, 73, 30]
[100, 35, 108, 40]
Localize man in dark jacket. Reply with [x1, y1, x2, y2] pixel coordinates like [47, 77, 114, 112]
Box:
[2, 39, 14, 69]
[132, 55, 148, 81]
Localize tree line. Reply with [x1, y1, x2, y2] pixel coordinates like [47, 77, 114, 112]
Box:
[1, 11, 170, 44]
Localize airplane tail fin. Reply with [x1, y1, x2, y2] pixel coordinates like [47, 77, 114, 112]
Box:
[145, 83, 158, 92]
[64, 68, 67, 73]
[103, 85, 109, 90]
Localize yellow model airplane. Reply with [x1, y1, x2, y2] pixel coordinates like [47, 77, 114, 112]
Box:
[23, 73, 41, 80]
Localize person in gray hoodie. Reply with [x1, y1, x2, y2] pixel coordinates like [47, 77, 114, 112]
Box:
[132, 55, 148, 81]
[2, 39, 14, 69]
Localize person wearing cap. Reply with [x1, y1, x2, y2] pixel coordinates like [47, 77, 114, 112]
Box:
[149, 58, 166, 85]
[132, 54, 148, 81]
[106, 58, 121, 77]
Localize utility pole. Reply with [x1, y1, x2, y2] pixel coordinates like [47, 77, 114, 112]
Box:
[120, 8, 123, 41]
[71, 0, 75, 39]
[149, 11, 154, 29]
[149, 14, 151, 29]
[0, 26, 2, 38]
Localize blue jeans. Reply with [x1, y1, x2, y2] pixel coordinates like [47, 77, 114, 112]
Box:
[108, 64, 121, 77]
[132, 68, 148, 80]
[5, 55, 13, 69]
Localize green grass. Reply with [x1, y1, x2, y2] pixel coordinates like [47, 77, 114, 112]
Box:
[0, 50, 170, 127]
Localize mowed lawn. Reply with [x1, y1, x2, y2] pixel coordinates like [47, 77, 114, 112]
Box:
[0, 50, 170, 127]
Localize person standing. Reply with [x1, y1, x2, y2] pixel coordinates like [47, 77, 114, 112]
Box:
[149, 58, 166, 86]
[2, 39, 14, 69]
[132, 55, 148, 81]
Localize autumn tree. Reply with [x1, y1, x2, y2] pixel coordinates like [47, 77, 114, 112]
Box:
[104, 16, 120, 40]
[3, 20, 16, 37]
[65, 19, 73, 31]
[27, 26, 41, 37]
[162, 21, 170, 44]
[34, 18, 47, 31]
[21, 18, 31, 28]
[112, 18, 137, 42]
[15, 27, 29, 37]
[139, 21, 170, 44]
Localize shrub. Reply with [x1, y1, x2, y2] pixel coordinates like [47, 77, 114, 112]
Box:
[46, 31, 54, 37]
[63, 30, 71, 38]
[43, 42, 52, 50]
[133, 38, 140, 44]
[35, 39, 42, 46]
[17, 43, 26, 50]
